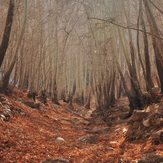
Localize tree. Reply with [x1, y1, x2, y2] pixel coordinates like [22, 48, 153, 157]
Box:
[143, 0, 163, 92]
[1, 0, 27, 92]
[0, 0, 14, 68]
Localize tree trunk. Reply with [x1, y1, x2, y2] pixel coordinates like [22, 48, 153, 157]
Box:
[1, 59, 16, 93]
[1, 0, 27, 92]
[143, 0, 163, 92]
[137, 0, 146, 80]
[141, 16, 154, 91]
[0, 0, 14, 67]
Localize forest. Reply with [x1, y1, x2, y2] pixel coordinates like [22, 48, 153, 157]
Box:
[0, 0, 163, 162]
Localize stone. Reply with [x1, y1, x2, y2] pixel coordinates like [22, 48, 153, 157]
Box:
[143, 119, 150, 127]
[55, 137, 65, 143]
[106, 146, 114, 151]
[53, 104, 60, 109]
[138, 153, 163, 163]
[151, 129, 163, 145]
[14, 107, 26, 116]
[2, 100, 12, 106]
[0, 114, 6, 121]
[122, 127, 128, 134]
[89, 126, 109, 134]
[110, 141, 118, 144]
[93, 116, 105, 125]
[78, 134, 98, 144]
[0, 96, 7, 102]
[149, 113, 163, 126]
[130, 110, 149, 122]
[17, 98, 24, 102]
[71, 118, 80, 124]
[22, 100, 40, 109]
[0, 114, 10, 122]
[3, 108, 12, 115]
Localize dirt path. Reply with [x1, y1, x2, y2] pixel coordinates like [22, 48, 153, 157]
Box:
[0, 93, 162, 163]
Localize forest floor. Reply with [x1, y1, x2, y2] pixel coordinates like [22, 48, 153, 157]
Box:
[0, 88, 162, 163]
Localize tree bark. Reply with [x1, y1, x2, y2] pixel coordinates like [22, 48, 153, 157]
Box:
[0, 0, 15, 67]
[143, 0, 163, 92]
[141, 16, 154, 91]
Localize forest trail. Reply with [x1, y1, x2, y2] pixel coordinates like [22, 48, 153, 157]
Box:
[0, 89, 162, 163]
[1, 1, 163, 162]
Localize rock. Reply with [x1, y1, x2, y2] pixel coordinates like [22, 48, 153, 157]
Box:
[53, 104, 60, 109]
[78, 135, 98, 144]
[144, 106, 152, 113]
[0, 96, 7, 102]
[2, 100, 12, 106]
[138, 153, 163, 163]
[55, 137, 65, 143]
[87, 126, 109, 134]
[149, 113, 163, 126]
[131, 160, 139, 163]
[89, 116, 105, 125]
[17, 98, 24, 102]
[122, 127, 128, 134]
[110, 141, 117, 144]
[0, 114, 6, 121]
[151, 129, 163, 145]
[0, 114, 10, 122]
[92, 127, 110, 133]
[125, 121, 145, 141]
[106, 146, 114, 151]
[42, 158, 70, 163]
[132, 121, 141, 129]
[118, 158, 130, 163]
[3, 107, 12, 115]
[143, 119, 150, 127]
[22, 100, 40, 109]
[71, 118, 80, 124]
[13, 107, 26, 116]
[130, 110, 149, 122]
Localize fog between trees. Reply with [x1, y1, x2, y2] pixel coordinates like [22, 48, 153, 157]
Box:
[0, 0, 163, 113]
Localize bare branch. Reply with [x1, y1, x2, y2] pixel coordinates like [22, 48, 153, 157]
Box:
[88, 17, 163, 40]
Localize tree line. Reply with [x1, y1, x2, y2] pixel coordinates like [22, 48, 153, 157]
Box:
[0, 0, 162, 116]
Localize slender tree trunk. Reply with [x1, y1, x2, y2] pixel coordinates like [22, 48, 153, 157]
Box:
[141, 16, 154, 91]
[109, 68, 116, 106]
[137, 0, 146, 80]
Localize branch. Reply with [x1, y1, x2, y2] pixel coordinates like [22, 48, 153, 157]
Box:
[149, 0, 163, 15]
[88, 17, 163, 40]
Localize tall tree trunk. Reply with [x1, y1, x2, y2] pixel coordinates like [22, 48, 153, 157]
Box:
[137, 0, 146, 80]
[143, 0, 163, 92]
[1, 0, 27, 92]
[0, 0, 14, 67]
[141, 16, 154, 91]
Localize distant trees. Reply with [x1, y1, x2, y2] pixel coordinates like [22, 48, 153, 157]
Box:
[88, 0, 163, 116]
[0, 0, 162, 111]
